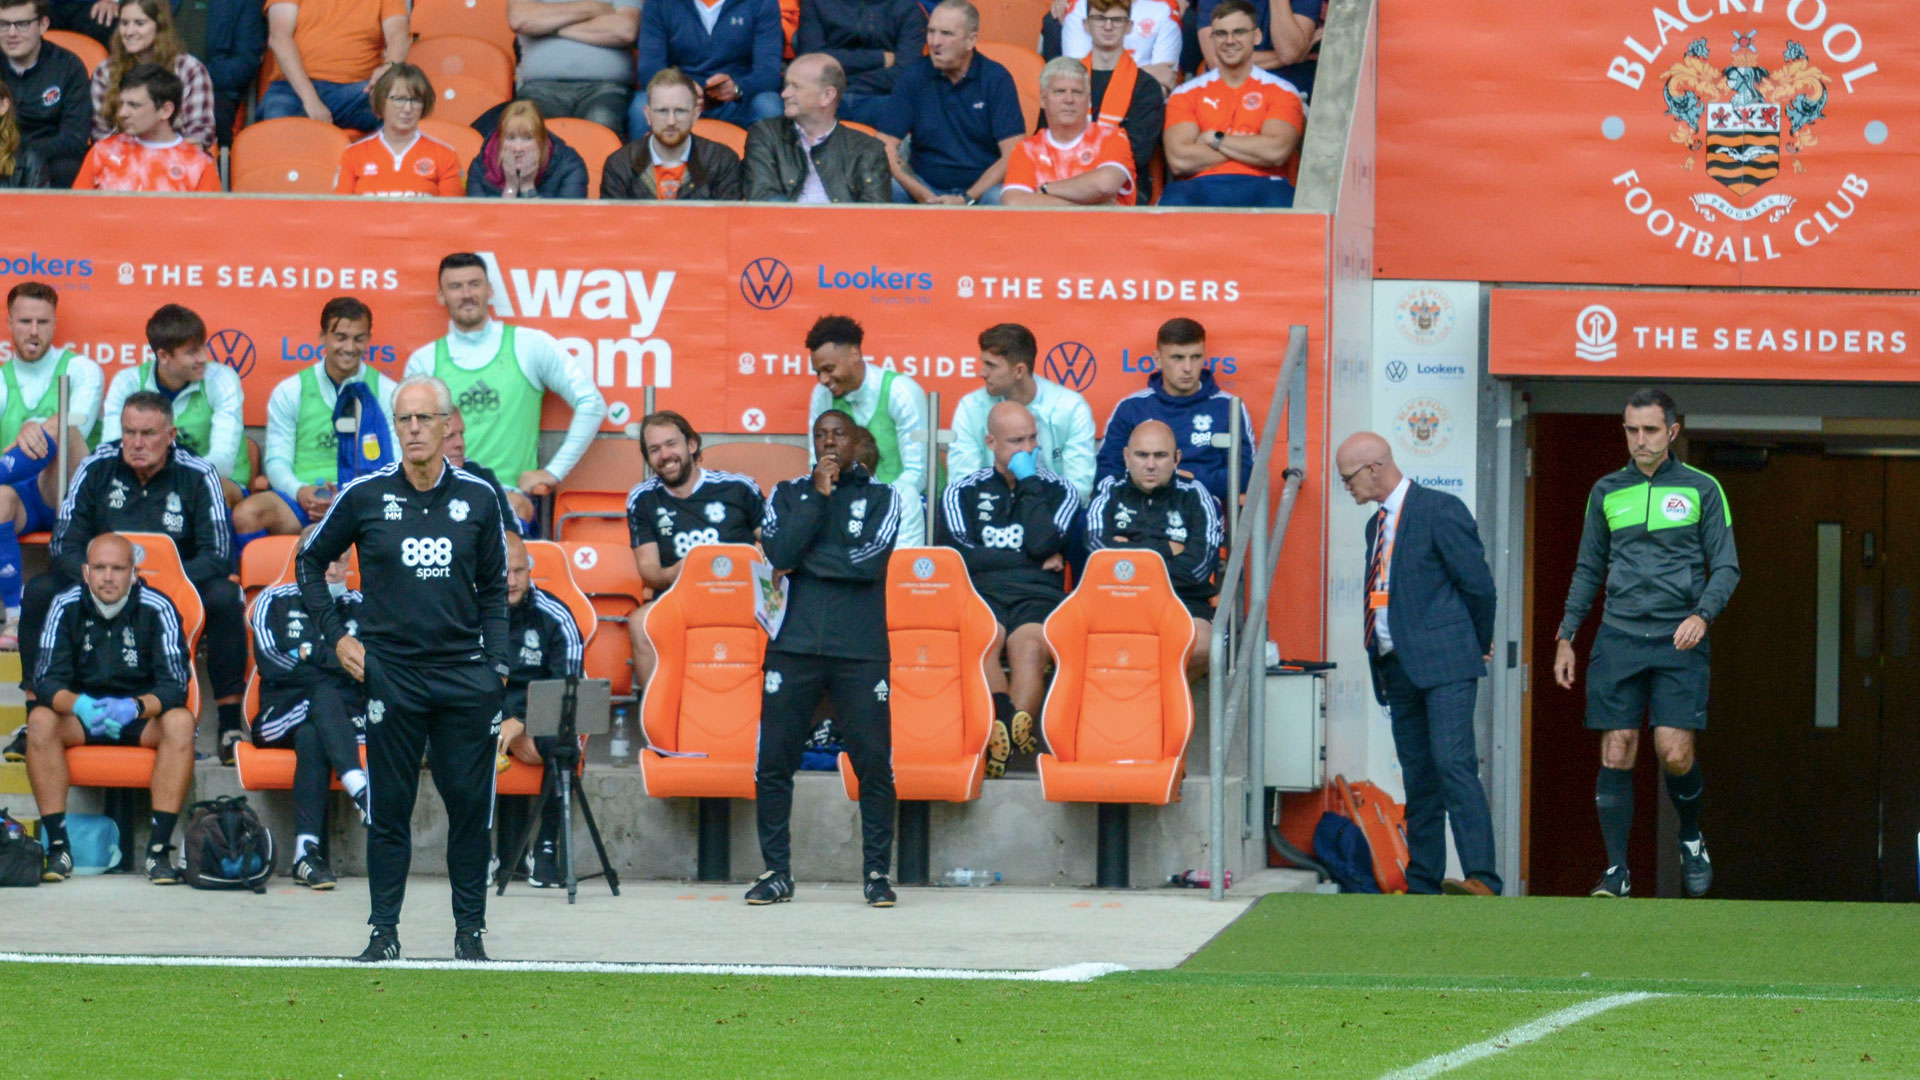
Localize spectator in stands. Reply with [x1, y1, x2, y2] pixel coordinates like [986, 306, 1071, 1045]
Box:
[89, 0, 215, 148]
[0, 282, 102, 648]
[879, 0, 1021, 205]
[1087, 419, 1221, 675]
[793, 0, 924, 128]
[630, 0, 782, 137]
[1196, 0, 1321, 105]
[947, 322, 1095, 502]
[805, 314, 926, 545]
[743, 53, 889, 203]
[442, 405, 521, 532]
[624, 410, 763, 689]
[72, 63, 218, 190]
[937, 401, 1076, 776]
[1, 0, 95, 186]
[249, 532, 371, 890]
[233, 297, 396, 539]
[601, 68, 743, 199]
[1097, 316, 1251, 510]
[0, 80, 48, 188]
[22, 391, 248, 758]
[1059, 0, 1163, 201]
[334, 64, 463, 196]
[46, 0, 112, 45]
[508, 0, 640, 135]
[191, 0, 266, 144]
[259, 0, 406, 133]
[466, 100, 589, 198]
[749, 410, 901, 908]
[1162, 0, 1301, 207]
[404, 252, 609, 524]
[101, 305, 249, 507]
[491, 532, 585, 887]
[1056, 0, 1178, 89]
[1002, 57, 1135, 207]
[25, 533, 197, 884]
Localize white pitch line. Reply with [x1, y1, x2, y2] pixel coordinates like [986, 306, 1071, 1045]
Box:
[0, 952, 1127, 983]
[1377, 991, 1662, 1080]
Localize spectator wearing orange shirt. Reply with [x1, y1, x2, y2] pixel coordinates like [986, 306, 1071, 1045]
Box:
[72, 63, 219, 191]
[258, 0, 408, 132]
[1002, 57, 1133, 207]
[1161, 0, 1301, 208]
[333, 63, 463, 196]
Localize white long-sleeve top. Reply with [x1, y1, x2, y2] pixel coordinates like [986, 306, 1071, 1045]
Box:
[100, 361, 245, 479]
[944, 377, 1098, 504]
[0, 348, 104, 443]
[262, 363, 401, 498]
[403, 319, 608, 483]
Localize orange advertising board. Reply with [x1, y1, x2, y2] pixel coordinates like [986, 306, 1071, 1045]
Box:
[1489, 287, 1919, 381]
[1377, 0, 1920, 289]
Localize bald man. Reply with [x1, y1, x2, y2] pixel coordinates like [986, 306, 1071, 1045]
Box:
[744, 53, 893, 203]
[25, 533, 198, 884]
[1085, 419, 1222, 677]
[1336, 431, 1500, 897]
[937, 401, 1078, 775]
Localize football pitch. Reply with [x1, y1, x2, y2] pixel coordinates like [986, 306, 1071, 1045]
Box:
[5, 893, 1917, 1078]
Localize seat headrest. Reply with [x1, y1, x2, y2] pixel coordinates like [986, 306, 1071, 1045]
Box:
[886, 547, 976, 632]
[1064, 549, 1182, 635]
[663, 543, 761, 629]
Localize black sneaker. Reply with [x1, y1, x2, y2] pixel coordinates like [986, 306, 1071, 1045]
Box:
[1589, 865, 1630, 898]
[218, 729, 245, 767]
[2, 724, 24, 762]
[351, 786, 371, 826]
[354, 926, 401, 963]
[1680, 835, 1713, 897]
[293, 852, 337, 890]
[41, 844, 72, 882]
[527, 841, 559, 888]
[864, 872, 897, 908]
[145, 845, 181, 885]
[454, 928, 488, 962]
[744, 870, 793, 905]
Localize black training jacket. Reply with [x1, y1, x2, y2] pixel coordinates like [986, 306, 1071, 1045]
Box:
[1085, 474, 1224, 608]
[936, 465, 1077, 608]
[504, 585, 584, 720]
[251, 582, 365, 715]
[34, 580, 190, 708]
[52, 442, 232, 584]
[762, 463, 899, 661]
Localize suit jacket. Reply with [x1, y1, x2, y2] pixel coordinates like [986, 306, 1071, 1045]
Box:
[1364, 482, 1498, 704]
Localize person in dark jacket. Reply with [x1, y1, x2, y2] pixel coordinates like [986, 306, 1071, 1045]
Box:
[936, 401, 1076, 776]
[743, 54, 889, 203]
[464, 99, 589, 198]
[490, 532, 584, 888]
[793, 0, 924, 127]
[747, 410, 901, 909]
[444, 406, 522, 534]
[601, 68, 742, 200]
[630, 0, 781, 136]
[0, 0, 93, 186]
[25, 534, 197, 884]
[193, 0, 266, 144]
[1095, 316, 1254, 510]
[0, 77, 50, 186]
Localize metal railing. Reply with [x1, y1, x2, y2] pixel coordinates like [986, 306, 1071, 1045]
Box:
[1206, 325, 1310, 900]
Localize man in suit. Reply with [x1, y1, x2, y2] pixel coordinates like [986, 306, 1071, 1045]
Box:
[1335, 431, 1500, 896]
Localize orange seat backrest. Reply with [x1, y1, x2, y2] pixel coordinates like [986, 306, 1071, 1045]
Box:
[544, 117, 623, 198]
[230, 117, 352, 194]
[411, 0, 516, 55]
[553, 489, 630, 544]
[692, 119, 748, 158]
[119, 533, 206, 716]
[525, 539, 599, 644]
[419, 118, 484, 169]
[974, 0, 1045, 49]
[641, 544, 764, 757]
[700, 443, 808, 501]
[886, 548, 995, 763]
[241, 534, 298, 593]
[408, 35, 515, 100]
[44, 30, 107, 76]
[433, 74, 510, 128]
[1042, 549, 1194, 766]
[977, 43, 1044, 132]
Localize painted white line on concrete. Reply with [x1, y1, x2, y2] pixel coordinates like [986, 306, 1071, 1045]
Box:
[1376, 991, 1662, 1080]
[0, 952, 1127, 983]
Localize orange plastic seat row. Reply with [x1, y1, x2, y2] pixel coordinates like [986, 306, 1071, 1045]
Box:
[545, 117, 622, 198]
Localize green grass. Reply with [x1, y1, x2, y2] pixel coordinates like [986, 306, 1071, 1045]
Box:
[7, 895, 1920, 1078]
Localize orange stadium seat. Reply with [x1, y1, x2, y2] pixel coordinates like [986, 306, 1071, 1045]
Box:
[408, 35, 515, 101]
[544, 117, 622, 197]
[44, 30, 107, 76]
[978, 43, 1044, 132]
[553, 489, 629, 544]
[239, 534, 298, 600]
[1037, 549, 1196, 887]
[692, 118, 748, 157]
[229, 117, 351, 194]
[430, 76, 509, 130]
[559, 539, 646, 700]
[700, 441, 808, 499]
[497, 540, 599, 796]
[411, 0, 516, 56]
[975, 0, 1046, 49]
[234, 540, 366, 792]
[418, 118, 484, 172]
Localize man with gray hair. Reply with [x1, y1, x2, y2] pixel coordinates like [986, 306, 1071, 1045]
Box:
[297, 374, 511, 963]
[744, 53, 892, 203]
[1002, 56, 1137, 207]
[877, 0, 1024, 204]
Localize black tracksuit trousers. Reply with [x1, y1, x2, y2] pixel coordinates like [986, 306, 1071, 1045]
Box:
[256, 677, 366, 841]
[755, 652, 895, 878]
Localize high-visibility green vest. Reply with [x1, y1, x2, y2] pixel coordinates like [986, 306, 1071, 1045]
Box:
[833, 367, 901, 484]
[132, 362, 251, 485]
[435, 325, 540, 482]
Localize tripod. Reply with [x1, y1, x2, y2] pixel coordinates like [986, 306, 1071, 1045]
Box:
[496, 676, 620, 903]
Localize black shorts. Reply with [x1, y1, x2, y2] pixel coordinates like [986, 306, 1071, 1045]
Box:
[984, 594, 1059, 634]
[1180, 595, 1218, 622]
[1584, 624, 1711, 731]
[83, 717, 150, 747]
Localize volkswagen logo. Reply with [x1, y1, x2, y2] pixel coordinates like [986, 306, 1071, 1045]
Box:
[739, 257, 793, 311]
[1384, 360, 1408, 383]
[208, 328, 256, 378]
[1044, 341, 1097, 392]
[712, 555, 734, 578]
[1113, 559, 1135, 582]
[912, 556, 935, 580]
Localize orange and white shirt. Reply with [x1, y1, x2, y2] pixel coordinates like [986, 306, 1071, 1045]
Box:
[334, 130, 465, 197]
[1164, 68, 1304, 180]
[1003, 123, 1136, 206]
[72, 134, 219, 192]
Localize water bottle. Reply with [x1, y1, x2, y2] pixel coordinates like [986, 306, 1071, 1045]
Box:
[1168, 869, 1231, 889]
[608, 707, 632, 766]
[944, 867, 1002, 887]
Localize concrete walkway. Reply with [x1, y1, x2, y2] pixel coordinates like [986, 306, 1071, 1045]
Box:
[3, 871, 1313, 969]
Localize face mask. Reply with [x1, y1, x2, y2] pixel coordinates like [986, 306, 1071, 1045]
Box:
[327, 582, 348, 600]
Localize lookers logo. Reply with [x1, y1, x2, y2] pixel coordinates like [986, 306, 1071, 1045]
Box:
[817, 264, 935, 294]
[1, 253, 92, 278]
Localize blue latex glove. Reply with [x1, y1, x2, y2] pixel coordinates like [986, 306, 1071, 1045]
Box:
[72, 694, 107, 736]
[101, 698, 139, 739]
[1007, 449, 1038, 481]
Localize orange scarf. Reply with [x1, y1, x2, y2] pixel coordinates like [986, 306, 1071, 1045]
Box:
[1085, 49, 1140, 129]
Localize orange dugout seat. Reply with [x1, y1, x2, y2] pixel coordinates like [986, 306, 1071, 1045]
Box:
[637, 544, 765, 800]
[496, 539, 601, 795]
[412, 0, 516, 56]
[230, 117, 351, 194]
[700, 442, 808, 500]
[234, 541, 364, 792]
[558, 539, 647, 700]
[409, 35, 515, 100]
[553, 489, 629, 545]
[545, 117, 622, 198]
[239, 534, 298, 598]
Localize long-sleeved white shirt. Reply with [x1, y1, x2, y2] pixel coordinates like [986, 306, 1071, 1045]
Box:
[0, 348, 104, 443]
[1060, 0, 1182, 68]
[262, 363, 401, 498]
[100, 361, 246, 479]
[944, 377, 1098, 503]
[403, 319, 608, 483]
[807, 361, 929, 546]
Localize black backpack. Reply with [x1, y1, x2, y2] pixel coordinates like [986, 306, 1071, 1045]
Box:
[181, 796, 276, 893]
[0, 809, 42, 887]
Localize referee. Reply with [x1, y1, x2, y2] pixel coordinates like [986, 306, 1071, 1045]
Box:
[297, 376, 510, 962]
[1554, 389, 1738, 900]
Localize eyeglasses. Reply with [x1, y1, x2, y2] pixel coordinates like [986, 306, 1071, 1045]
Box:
[0, 17, 41, 31]
[1337, 461, 1378, 487]
[1211, 26, 1255, 38]
[1087, 14, 1130, 26]
[393, 411, 446, 428]
[386, 95, 423, 108]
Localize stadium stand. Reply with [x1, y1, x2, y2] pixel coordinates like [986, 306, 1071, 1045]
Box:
[44, 29, 108, 76]
[976, 41, 1044, 133]
[431, 74, 508, 127]
[411, 0, 516, 56]
[974, 0, 1045, 50]
[544, 116, 622, 197]
[229, 117, 351, 193]
[418, 116, 484, 167]
[408, 35, 515, 100]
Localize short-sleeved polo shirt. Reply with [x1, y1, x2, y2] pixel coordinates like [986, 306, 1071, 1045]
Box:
[879, 51, 1025, 193]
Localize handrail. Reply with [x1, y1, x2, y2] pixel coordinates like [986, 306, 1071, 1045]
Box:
[1207, 325, 1309, 900]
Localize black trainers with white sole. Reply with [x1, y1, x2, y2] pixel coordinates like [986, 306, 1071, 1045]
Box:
[293, 852, 338, 889]
[1680, 835, 1713, 897]
[353, 926, 401, 963]
[351, 787, 372, 826]
[2, 724, 24, 762]
[528, 841, 559, 888]
[454, 928, 489, 962]
[864, 872, 897, 908]
[1589, 865, 1631, 898]
[744, 870, 794, 905]
[145, 845, 181, 885]
[42, 844, 72, 882]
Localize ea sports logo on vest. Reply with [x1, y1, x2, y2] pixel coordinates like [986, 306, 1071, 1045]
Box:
[1603, 4, 1885, 267]
[457, 379, 502, 415]
[1662, 492, 1694, 521]
[739, 257, 793, 311]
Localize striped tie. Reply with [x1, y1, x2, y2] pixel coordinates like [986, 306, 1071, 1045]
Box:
[1363, 507, 1388, 651]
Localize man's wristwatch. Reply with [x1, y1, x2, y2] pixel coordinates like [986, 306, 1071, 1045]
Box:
[1210, 130, 1226, 149]
[1039, 181, 1050, 196]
